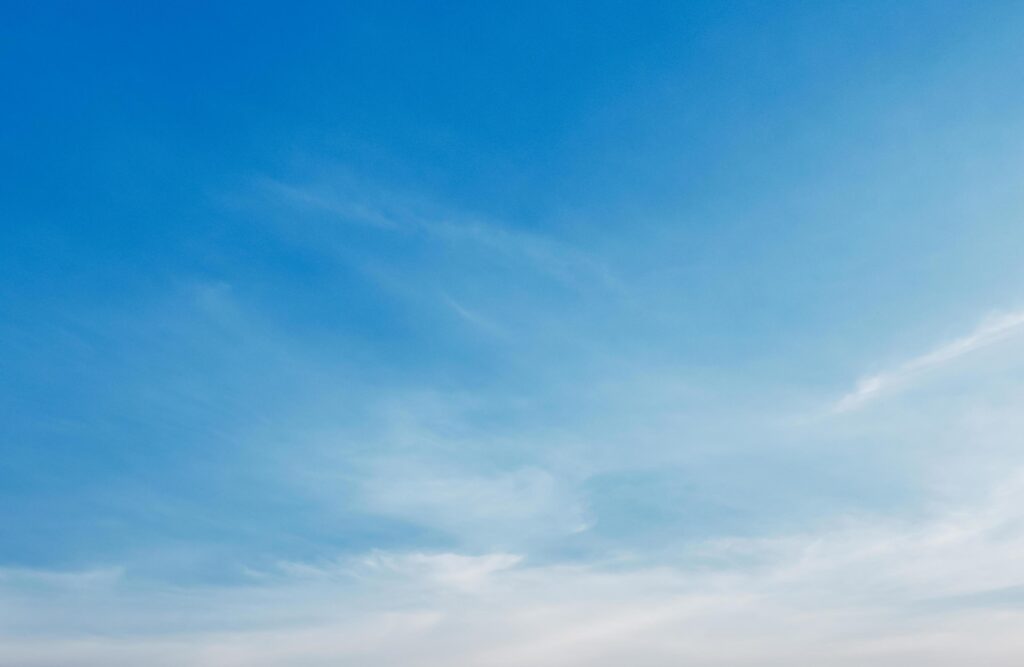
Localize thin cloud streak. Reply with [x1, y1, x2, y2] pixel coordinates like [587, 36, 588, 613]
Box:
[834, 310, 1024, 413]
[258, 175, 620, 291]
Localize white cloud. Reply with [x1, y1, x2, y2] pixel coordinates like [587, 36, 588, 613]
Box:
[834, 309, 1024, 412]
[360, 551, 523, 592]
[6, 471, 1024, 666]
[274, 551, 523, 593]
[358, 463, 592, 546]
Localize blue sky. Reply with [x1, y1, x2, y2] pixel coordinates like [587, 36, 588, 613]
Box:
[5, 2, 1024, 664]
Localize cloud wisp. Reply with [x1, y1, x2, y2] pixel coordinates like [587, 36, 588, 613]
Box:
[255, 174, 619, 291]
[834, 310, 1024, 413]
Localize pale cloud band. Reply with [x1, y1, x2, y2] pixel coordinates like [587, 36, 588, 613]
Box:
[5, 470, 1024, 666]
[834, 310, 1024, 413]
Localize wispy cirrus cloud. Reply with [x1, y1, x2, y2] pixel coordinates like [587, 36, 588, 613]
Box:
[834, 310, 1024, 413]
[253, 173, 619, 291]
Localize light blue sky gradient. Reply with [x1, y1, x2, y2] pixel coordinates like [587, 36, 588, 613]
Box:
[4, 2, 1024, 664]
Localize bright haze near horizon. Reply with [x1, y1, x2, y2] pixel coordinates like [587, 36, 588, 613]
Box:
[4, 2, 1024, 665]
